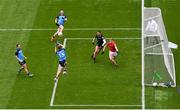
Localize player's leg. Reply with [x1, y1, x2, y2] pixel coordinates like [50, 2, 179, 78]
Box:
[109, 52, 118, 66]
[54, 64, 64, 81]
[57, 25, 64, 36]
[63, 62, 67, 74]
[22, 61, 33, 77]
[18, 62, 24, 74]
[51, 25, 64, 41]
[92, 46, 100, 62]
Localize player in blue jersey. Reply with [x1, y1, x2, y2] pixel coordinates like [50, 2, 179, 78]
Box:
[54, 43, 67, 81]
[51, 10, 67, 41]
[15, 44, 33, 77]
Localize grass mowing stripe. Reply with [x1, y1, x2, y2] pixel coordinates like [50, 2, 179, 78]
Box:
[0, 0, 41, 108]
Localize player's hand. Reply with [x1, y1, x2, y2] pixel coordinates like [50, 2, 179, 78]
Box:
[101, 51, 105, 55]
[92, 42, 95, 45]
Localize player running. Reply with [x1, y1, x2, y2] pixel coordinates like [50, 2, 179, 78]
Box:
[91, 31, 106, 63]
[102, 39, 119, 66]
[54, 43, 67, 82]
[15, 44, 33, 77]
[51, 10, 67, 41]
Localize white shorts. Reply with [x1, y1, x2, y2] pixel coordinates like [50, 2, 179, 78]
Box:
[58, 64, 64, 72]
[109, 51, 118, 60]
[57, 25, 64, 36]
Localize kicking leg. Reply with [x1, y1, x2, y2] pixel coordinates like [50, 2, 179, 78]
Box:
[51, 27, 61, 41]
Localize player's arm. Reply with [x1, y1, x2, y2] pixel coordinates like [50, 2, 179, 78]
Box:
[101, 44, 107, 54]
[55, 18, 58, 24]
[102, 37, 106, 47]
[64, 16, 67, 21]
[55, 45, 57, 53]
[92, 37, 96, 45]
[23, 55, 27, 59]
[114, 44, 119, 53]
[15, 52, 22, 62]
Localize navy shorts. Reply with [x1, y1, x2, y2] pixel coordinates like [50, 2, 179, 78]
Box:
[19, 60, 26, 66]
[59, 60, 66, 67]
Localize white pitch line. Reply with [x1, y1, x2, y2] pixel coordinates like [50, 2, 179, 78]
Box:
[67, 37, 141, 40]
[51, 104, 142, 107]
[50, 79, 59, 106]
[50, 38, 67, 106]
[63, 38, 67, 48]
[0, 28, 141, 31]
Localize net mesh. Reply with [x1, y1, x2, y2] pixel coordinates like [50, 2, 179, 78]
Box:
[144, 8, 176, 87]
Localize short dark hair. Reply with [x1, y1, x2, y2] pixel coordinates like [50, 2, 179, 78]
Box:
[16, 43, 20, 47]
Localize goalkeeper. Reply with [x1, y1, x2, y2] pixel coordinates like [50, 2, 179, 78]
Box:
[91, 31, 106, 63]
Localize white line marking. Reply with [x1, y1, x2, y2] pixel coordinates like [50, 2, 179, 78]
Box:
[142, 0, 145, 109]
[0, 28, 141, 31]
[50, 79, 59, 106]
[63, 38, 67, 48]
[145, 53, 173, 55]
[51, 104, 142, 107]
[50, 38, 67, 106]
[144, 15, 161, 21]
[67, 37, 141, 40]
[144, 43, 161, 50]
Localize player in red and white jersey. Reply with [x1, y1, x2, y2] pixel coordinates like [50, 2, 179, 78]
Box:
[102, 39, 119, 66]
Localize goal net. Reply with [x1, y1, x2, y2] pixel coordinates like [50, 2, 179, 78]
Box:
[143, 8, 177, 87]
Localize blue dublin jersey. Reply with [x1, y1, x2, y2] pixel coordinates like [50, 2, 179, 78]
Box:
[56, 48, 66, 61]
[57, 15, 67, 26]
[15, 49, 24, 61]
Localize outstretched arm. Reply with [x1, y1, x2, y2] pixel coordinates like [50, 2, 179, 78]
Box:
[92, 37, 95, 45]
[55, 46, 57, 53]
[102, 38, 106, 47]
[55, 17, 58, 24]
[64, 16, 67, 21]
[114, 44, 119, 52]
[102, 44, 107, 52]
[101, 44, 107, 55]
[15, 56, 22, 62]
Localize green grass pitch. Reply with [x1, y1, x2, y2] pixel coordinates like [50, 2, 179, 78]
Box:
[0, 0, 179, 109]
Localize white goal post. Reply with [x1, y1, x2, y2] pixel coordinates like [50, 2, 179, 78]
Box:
[143, 8, 177, 87]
